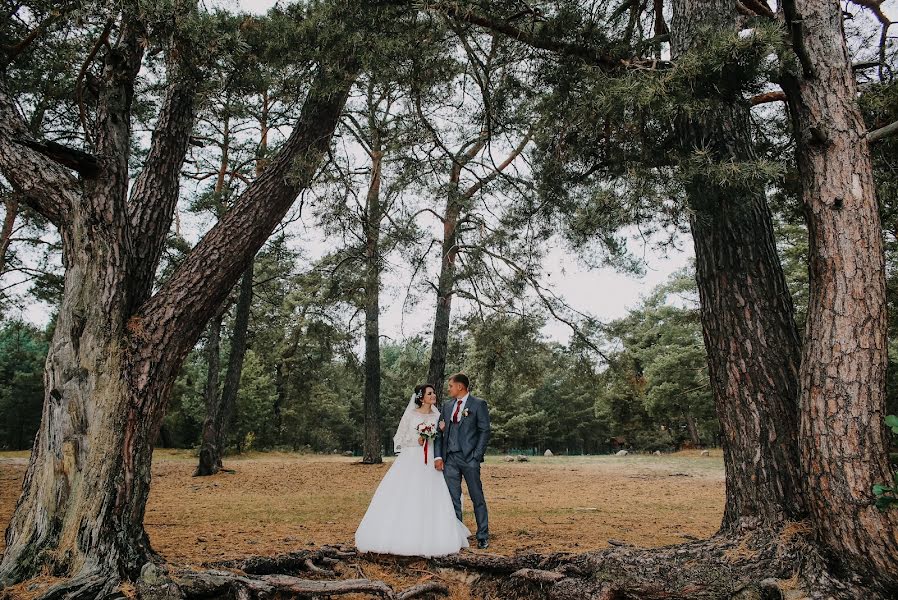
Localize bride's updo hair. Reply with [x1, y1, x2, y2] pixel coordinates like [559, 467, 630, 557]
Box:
[413, 384, 435, 407]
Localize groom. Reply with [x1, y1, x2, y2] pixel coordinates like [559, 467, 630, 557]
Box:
[434, 373, 490, 549]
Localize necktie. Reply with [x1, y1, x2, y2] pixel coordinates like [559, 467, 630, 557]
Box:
[452, 399, 463, 423]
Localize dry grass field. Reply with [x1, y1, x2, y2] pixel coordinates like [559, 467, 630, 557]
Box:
[0, 450, 725, 598]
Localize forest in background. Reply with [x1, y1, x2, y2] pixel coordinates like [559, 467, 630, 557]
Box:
[5, 252, 898, 456]
[1, 0, 897, 457]
[1, 266, 717, 455]
[2, 0, 898, 596]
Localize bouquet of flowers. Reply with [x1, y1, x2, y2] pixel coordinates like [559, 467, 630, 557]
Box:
[416, 422, 438, 465]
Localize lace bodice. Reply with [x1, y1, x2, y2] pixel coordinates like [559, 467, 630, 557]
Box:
[393, 408, 439, 452]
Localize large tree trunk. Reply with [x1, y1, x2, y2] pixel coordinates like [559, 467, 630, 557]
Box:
[195, 315, 224, 477]
[0, 213, 160, 588]
[362, 148, 383, 464]
[671, 0, 805, 529]
[0, 30, 357, 589]
[0, 19, 167, 586]
[426, 195, 461, 398]
[684, 413, 701, 447]
[781, 0, 898, 583]
[217, 262, 254, 462]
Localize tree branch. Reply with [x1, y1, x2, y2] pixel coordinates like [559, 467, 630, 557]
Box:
[12, 138, 100, 177]
[91, 13, 145, 202]
[127, 65, 198, 308]
[741, 0, 776, 18]
[428, 1, 625, 70]
[458, 244, 611, 362]
[76, 18, 114, 148]
[134, 55, 359, 394]
[0, 81, 79, 227]
[463, 128, 532, 198]
[1, 9, 65, 67]
[849, 0, 890, 26]
[868, 119, 898, 143]
[750, 90, 786, 105]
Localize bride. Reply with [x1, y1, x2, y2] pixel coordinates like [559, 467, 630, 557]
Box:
[355, 384, 470, 556]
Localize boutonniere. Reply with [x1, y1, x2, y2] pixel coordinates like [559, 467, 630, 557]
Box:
[462, 408, 470, 418]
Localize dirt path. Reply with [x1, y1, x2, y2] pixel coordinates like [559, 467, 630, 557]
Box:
[0, 450, 724, 567]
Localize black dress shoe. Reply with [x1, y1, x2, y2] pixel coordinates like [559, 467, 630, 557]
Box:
[477, 539, 489, 549]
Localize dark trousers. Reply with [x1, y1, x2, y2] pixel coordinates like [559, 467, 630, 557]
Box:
[443, 452, 489, 541]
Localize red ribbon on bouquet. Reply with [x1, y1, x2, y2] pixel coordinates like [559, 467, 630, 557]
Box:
[423, 438, 429, 464]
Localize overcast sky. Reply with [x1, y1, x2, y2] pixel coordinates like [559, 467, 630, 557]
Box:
[208, 0, 693, 343]
[10, 0, 695, 345]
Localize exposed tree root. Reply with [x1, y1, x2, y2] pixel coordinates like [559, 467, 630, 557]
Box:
[174, 570, 394, 597]
[167, 569, 448, 599]
[394, 582, 450, 600]
[33, 571, 123, 600]
[6, 525, 893, 600]
[205, 545, 356, 576]
[427, 524, 891, 600]
[130, 548, 449, 600]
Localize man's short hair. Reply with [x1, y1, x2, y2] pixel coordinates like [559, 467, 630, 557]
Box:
[448, 372, 470, 390]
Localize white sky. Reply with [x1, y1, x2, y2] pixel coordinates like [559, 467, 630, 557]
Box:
[216, 0, 692, 344]
[11, 0, 694, 345]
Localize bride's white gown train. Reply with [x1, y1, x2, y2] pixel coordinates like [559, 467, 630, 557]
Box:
[355, 408, 470, 557]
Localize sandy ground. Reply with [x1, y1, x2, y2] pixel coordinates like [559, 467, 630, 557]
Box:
[0, 450, 725, 598]
[1, 450, 724, 561]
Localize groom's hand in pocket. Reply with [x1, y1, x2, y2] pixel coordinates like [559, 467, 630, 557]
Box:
[434, 458, 444, 471]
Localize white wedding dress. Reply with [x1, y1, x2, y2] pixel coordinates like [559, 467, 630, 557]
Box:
[355, 405, 470, 556]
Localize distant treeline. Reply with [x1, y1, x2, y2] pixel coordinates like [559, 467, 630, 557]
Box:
[1, 270, 718, 455]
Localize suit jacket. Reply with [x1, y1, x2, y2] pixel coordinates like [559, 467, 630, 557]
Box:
[436, 395, 491, 463]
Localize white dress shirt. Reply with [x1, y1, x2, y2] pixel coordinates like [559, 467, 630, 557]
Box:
[452, 393, 470, 422]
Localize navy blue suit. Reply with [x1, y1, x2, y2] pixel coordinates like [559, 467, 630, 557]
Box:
[436, 395, 490, 542]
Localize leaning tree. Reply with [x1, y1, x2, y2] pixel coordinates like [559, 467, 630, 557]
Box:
[449, 0, 806, 530]
[417, 0, 898, 595]
[0, 0, 362, 593]
[779, 0, 898, 579]
[185, 11, 308, 476]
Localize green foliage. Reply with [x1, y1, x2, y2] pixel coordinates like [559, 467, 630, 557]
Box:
[873, 415, 898, 511]
[450, 311, 611, 454]
[886, 415, 898, 435]
[596, 269, 717, 450]
[530, 23, 786, 268]
[0, 321, 48, 450]
[231, 350, 277, 451]
[160, 349, 207, 448]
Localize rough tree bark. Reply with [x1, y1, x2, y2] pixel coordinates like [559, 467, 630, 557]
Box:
[0, 17, 183, 587]
[216, 262, 254, 462]
[780, 0, 898, 584]
[0, 6, 358, 590]
[196, 314, 224, 476]
[671, 0, 805, 530]
[0, 194, 17, 275]
[362, 144, 384, 464]
[195, 260, 253, 477]
[425, 186, 463, 397]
